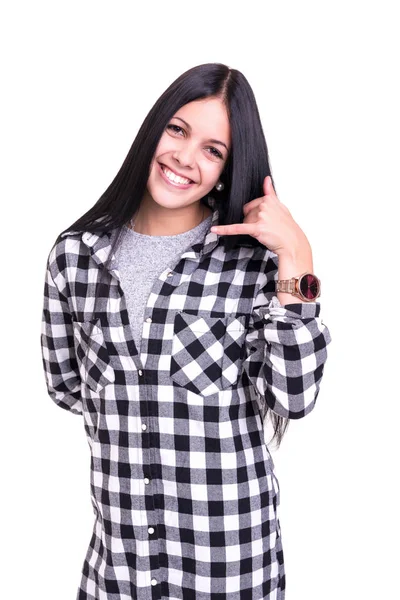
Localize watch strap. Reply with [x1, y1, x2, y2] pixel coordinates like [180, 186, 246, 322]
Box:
[275, 278, 296, 294]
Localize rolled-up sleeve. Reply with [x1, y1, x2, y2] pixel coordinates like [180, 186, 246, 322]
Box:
[40, 248, 82, 415]
[242, 251, 332, 419]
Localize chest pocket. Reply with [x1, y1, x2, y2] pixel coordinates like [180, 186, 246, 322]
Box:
[72, 318, 115, 393]
[170, 311, 247, 397]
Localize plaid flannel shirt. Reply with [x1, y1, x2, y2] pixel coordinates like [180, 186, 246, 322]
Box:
[41, 203, 332, 600]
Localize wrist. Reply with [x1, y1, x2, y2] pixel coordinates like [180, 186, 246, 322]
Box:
[276, 245, 315, 305]
[277, 246, 314, 279]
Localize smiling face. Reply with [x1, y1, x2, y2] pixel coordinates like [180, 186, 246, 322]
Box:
[145, 96, 231, 211]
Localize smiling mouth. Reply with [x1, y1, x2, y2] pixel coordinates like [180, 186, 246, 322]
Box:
[159, 163, 195, 184]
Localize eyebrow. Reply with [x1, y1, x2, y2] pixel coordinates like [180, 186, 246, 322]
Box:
[172, 116, 229, 152]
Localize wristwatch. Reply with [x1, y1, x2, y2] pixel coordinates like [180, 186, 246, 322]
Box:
[275, 272, 321, 302]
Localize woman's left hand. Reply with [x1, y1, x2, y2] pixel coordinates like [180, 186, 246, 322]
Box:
[210, 176, 311, 257]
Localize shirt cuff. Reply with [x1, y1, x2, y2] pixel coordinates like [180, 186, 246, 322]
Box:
[264, 294, 321, 319]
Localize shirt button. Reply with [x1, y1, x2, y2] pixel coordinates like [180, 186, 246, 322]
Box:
[144, 477, 150, 484]
[138, 369, 143, 376]
[148, 526, 155, 534]
[141, 423, 147, 431]
[151, 578, 157, 586]
[145, 317, 152, 323]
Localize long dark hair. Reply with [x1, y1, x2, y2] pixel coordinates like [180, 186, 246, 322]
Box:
[52, 62, 289, 448]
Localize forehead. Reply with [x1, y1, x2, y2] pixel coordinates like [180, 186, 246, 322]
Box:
[173, 98, 231, 146]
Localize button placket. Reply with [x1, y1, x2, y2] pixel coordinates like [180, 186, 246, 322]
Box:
[137, 312, 162, 591]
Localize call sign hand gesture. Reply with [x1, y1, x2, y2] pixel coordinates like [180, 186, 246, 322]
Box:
[210, 176, 311, 258]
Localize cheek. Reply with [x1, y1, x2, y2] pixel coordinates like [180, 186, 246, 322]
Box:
[154, 133, 173, 158]
[149, 141, 167, 176]
[200, 162, 222, 186]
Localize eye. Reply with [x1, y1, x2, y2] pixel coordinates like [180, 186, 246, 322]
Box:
[166, 124, 184, 135]
[207, 147, 223, 159]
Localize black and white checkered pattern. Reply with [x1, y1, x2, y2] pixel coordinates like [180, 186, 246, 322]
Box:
[40, 203, 332, 600]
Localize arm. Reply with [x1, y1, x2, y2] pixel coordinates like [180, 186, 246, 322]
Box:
[242, 250, 332, 419]
[40, 248, 83, 415]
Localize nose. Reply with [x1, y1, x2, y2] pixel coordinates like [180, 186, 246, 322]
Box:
[172, 142, 196, 169]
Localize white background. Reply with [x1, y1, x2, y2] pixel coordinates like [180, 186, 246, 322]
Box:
[1, 1, 399, 598]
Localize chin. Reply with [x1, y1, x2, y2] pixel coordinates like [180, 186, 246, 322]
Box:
[147, 183, 204, 209]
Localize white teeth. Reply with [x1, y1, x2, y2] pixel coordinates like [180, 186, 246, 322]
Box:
[161, 165, 192, 185]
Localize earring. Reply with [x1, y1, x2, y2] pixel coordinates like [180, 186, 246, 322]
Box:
[215, 181, 224, 191]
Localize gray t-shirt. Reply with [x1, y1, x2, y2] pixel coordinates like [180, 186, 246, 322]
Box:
[115, 214, 213, 351]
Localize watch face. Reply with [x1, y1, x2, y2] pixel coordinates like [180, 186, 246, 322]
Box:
[299, 274, 320, 300]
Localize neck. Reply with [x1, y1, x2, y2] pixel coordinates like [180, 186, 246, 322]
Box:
[130, 203, 211, 236]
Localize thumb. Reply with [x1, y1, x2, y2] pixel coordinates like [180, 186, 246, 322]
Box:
[263, 175, 272, 196]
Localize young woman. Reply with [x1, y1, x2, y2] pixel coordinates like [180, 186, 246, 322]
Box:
[41, 62, 332, 600]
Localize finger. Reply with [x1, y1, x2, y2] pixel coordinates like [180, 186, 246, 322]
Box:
[243, 197, 264, 214]
[210, 223, 258, 236]
[263, 175, 276, 198]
